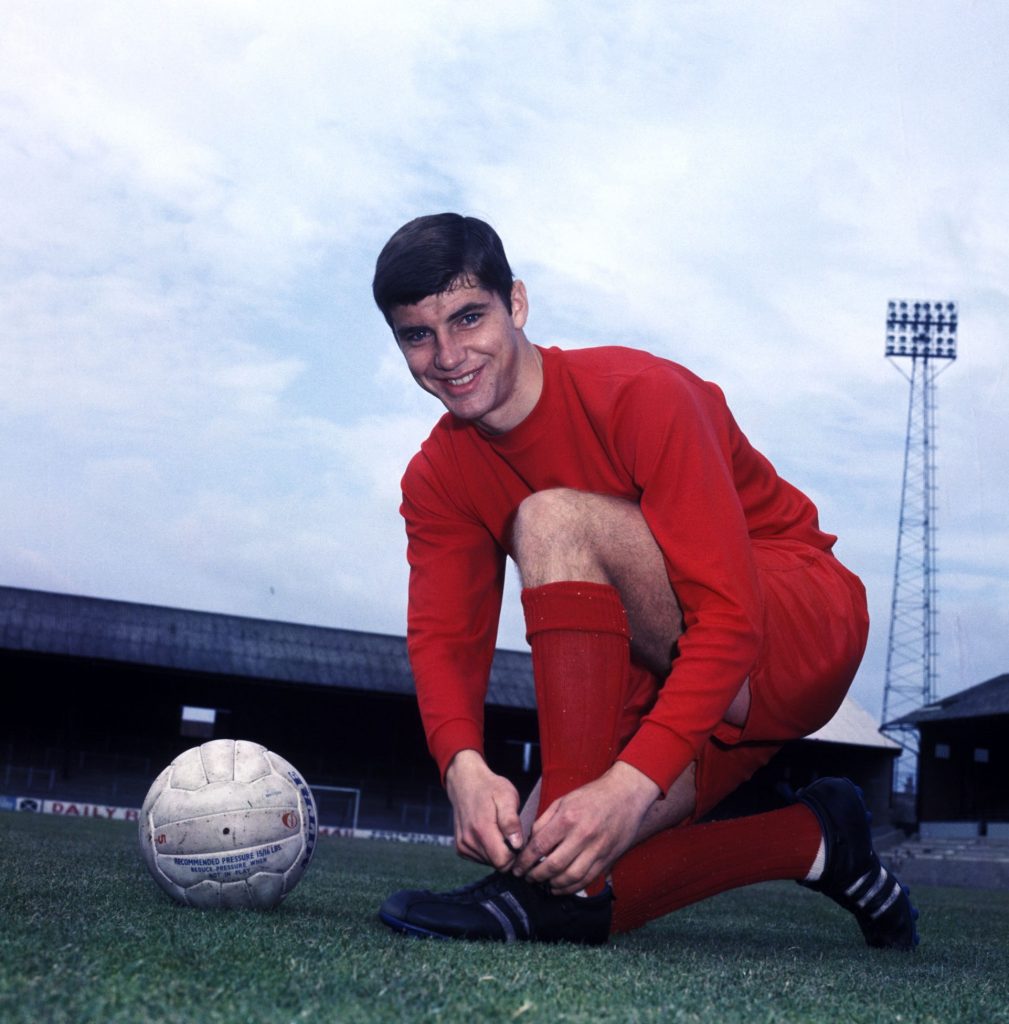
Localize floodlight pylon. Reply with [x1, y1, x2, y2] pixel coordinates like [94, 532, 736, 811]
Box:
[882, 300, 958, 793]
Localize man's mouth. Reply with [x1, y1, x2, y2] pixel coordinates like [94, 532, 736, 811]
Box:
[447, 370, 478, 386]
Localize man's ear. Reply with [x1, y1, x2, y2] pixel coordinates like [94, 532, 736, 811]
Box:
[510, 280, 529, 330]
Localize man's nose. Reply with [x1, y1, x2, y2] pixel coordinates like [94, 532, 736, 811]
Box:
[433, 334, 464, 371]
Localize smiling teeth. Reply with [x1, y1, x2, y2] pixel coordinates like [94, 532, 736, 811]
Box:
[449, 371, 477, 385]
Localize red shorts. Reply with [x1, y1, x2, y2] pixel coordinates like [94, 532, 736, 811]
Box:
[621, 541, 869, 821]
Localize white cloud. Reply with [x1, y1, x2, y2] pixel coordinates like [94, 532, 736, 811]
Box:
[0, 0, 1006, 722]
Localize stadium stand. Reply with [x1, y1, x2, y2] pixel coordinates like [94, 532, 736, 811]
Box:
[2, 585, 901, 831]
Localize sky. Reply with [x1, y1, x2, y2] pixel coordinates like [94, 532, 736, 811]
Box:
[2, 0, 1007, 726]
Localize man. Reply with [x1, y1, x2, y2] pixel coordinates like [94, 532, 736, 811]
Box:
[371, 212, 918, 949]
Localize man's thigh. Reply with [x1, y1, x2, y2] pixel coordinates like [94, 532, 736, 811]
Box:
[743, 540, 869, 742]
[691, 542, 869, 821]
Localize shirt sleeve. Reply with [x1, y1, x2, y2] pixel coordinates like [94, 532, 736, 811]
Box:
[610, 365, 766, 793]
[400, 443, 507, 781]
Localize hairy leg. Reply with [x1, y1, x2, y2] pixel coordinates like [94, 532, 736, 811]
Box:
[513, 488, 682, 677]
[511, 488, 750, 844]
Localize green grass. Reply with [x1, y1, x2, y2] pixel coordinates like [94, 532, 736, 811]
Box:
[2, 812, 1008, 1023]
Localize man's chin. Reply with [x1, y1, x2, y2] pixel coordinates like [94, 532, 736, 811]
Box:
[439, 396, 487, 422]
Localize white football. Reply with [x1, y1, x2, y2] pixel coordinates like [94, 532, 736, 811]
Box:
[139, 738, 318, 909]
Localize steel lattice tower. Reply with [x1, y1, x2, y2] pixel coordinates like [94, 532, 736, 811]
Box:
[882, 299, 958, 791]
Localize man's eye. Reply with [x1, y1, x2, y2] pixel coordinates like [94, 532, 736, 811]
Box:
[404, 329, 429, 344]
[460, 313, 481, 326]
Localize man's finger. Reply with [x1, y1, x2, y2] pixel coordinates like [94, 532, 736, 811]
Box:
[512, 801, 561, 872]
[496, 800, 524, 854]
[477, 823, 519, 872]
[518, 829, 576, 882]
[513, 833, 550, 875]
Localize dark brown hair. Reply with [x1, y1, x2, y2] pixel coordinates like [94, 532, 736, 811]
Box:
[372, 213, 514, 324]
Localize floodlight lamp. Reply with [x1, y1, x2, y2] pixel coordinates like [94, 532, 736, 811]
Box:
[885, 297, 958, 359]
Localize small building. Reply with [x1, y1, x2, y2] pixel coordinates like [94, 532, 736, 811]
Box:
[892, 673, 1009, 839]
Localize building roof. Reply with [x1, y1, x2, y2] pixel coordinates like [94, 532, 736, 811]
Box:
[0, 585, 898, 749]
[891, 673, 1009, 726]
[0, 585, 534, 709]
[807, 695, 901, 750]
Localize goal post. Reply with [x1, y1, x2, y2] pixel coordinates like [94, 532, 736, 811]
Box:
[311, 785, 361, 831]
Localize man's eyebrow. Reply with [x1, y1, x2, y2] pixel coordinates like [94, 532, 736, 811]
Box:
[394, 321, 427, 340]
[446, 300, 489, 323]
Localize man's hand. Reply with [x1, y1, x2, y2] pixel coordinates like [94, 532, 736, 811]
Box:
[512, 761, 660, 895]
[445, 749, 525, 871]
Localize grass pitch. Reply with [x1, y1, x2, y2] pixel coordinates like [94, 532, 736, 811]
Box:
[3, 812, 1008, 1023]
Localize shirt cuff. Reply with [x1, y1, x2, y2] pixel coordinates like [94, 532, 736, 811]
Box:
[429, 719, 485, 784]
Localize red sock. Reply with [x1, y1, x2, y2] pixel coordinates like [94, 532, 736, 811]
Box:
[522, 581, 631, 893]
[611, 802, 822, 932]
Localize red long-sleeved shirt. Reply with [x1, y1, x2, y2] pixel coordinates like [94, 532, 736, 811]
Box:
[400, 345, 836, 793]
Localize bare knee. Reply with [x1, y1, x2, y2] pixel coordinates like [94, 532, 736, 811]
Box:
[512, 489, 683, 670]
[511, 489, 610, 587]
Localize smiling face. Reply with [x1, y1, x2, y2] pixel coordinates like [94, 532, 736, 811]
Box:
[389, 277, 542, 434]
